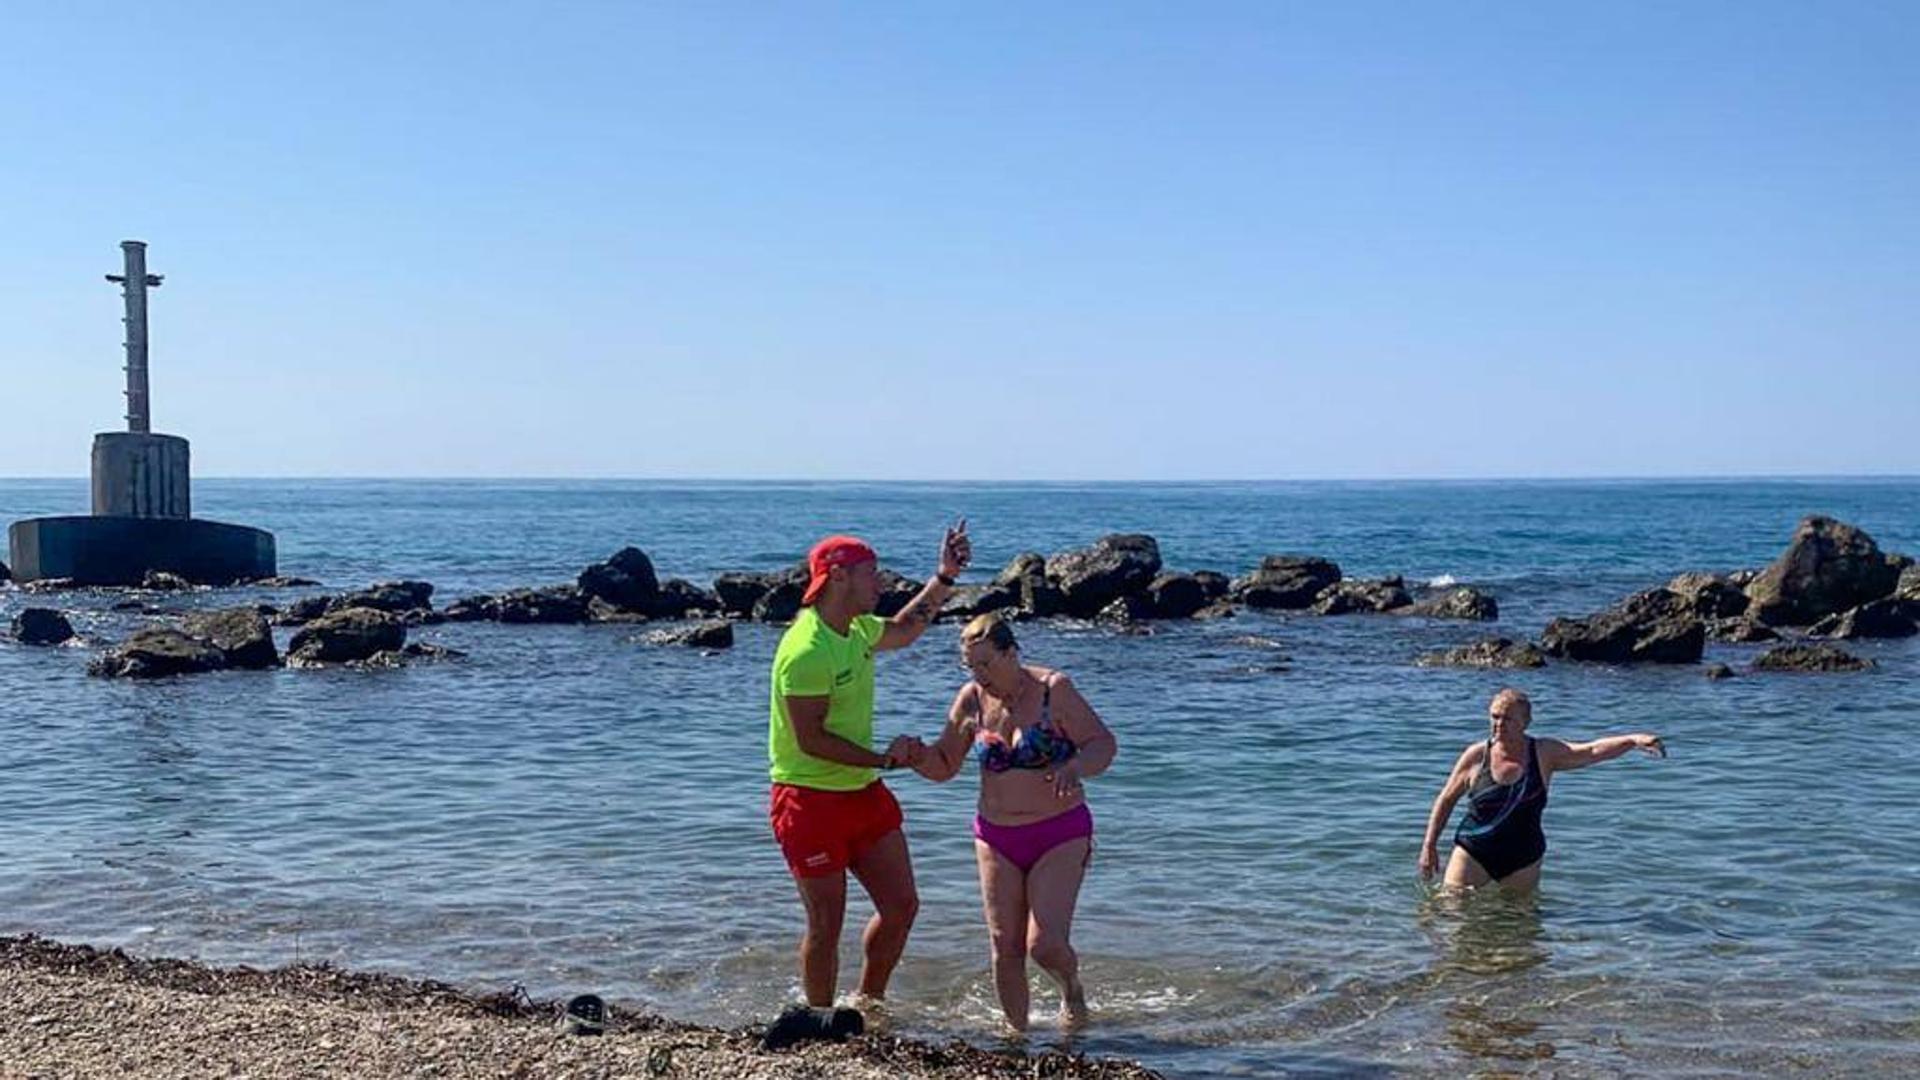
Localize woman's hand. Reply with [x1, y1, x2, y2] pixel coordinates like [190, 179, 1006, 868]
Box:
[1417, 844, 1439, 881]
[1048, 761, 1084, 800]
[1635, 733, 1667, 758]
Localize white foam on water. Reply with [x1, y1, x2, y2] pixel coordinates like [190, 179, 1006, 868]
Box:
[1427, 574, 1459, 588]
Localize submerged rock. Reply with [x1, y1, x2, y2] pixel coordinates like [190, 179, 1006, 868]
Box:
[643, 620, 735, 649]
[181, 608, 280, 669]
[11, 608, 75, 646]
[496, 586, 590, 624]
[1312, 577, 1410, 615]
[347, 642, 468, 670]
[88, 628, 226, 679]
[1232, 556, 1341, 610]
[1706, 616, 1778, 643]
[1746, 516, 1903, 626]
[1752, 643, 1875, 673]
[1045, 534, 1162, 618]
[139, 570, 195, 592]
[1416, 638, 1547, 669]
[287, 606, 406, 666]
[1401, 586, 1499, 621]
[1809, 598, 1919, 640]
[341, 580, 435, 615]
[1541, 589, 1704, 664]
[1705, 663, 1736, 680]
[245, 575, 322, 587]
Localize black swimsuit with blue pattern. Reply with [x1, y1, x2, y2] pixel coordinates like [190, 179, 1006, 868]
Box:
[1453, 736, 1548, 880]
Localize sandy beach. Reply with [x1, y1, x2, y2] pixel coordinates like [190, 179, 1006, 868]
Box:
[0, 936, 1160, 1080]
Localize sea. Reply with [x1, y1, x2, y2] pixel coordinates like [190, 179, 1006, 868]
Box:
[2, 478, 1916, 1077]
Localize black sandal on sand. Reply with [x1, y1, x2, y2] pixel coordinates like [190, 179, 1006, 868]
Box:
[760, 1003, 864, 1050]
[563, 993, 607, 1036]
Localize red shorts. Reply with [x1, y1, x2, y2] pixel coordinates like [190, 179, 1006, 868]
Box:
[769, 780, 903, 878]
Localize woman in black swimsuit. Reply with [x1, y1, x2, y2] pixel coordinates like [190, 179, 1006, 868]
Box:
[1419, 688, 1665, 892]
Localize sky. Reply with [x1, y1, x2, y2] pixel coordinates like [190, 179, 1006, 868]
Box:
[1, 2, 1914, 480]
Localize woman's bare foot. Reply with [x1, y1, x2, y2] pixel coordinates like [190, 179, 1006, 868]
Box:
[1059, 980, 1089, 1031]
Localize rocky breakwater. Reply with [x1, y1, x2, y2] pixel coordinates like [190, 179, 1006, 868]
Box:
[88, 607, 280, 679]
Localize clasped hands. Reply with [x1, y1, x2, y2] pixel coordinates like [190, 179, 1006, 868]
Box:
[883, 734, 927, 769]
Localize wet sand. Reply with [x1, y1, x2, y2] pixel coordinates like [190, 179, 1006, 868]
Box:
[0, 936, 1160, 1079]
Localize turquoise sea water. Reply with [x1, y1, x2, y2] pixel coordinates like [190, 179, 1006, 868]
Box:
[2, 478, 1917, 1077]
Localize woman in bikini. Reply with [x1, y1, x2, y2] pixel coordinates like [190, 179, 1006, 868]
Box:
[1419, 687, 1665, 893]
[912, 614, 1117, 1032]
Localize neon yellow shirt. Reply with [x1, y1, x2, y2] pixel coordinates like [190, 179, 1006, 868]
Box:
[769, 607, 887, 791]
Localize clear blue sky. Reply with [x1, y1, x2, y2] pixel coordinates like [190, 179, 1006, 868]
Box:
[3, 2, 1914, 479]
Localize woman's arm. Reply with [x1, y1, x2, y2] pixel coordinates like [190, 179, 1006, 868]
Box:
[1419, 743, 1482, 879]
[1538, 733, 1665, 777]
[1049, 673, 1116, 779]
[912, 685, 978, 783]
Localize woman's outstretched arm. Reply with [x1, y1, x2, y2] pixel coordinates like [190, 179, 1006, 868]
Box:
[1538, 733, 1665, 777]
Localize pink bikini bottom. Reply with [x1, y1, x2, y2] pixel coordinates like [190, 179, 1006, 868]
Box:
[972, 803, 1094, 872]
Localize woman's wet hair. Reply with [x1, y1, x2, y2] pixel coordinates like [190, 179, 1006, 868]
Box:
[960, 613, 1018, 653]
[1491, 687, 1533, 724]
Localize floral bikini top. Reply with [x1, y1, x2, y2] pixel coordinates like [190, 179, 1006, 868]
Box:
[974, 678, 1078, 773]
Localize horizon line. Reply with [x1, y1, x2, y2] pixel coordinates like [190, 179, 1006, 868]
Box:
[3, 471, 1918, 485]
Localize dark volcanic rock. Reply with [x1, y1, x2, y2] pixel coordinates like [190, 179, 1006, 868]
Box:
[182, 608, 280, 669]
[994, 553, 1048, 588]
[1312, 577, 1411, 615]
[12, 608, 75, 646]
[644, 620, 735, 649]
[1416, 637, 1547, 669]
[1752, 643, 1875, 673]
[287, 607, 406, 666]
[713, 571, 797, 616]
[1666, 573, 1750, 619]
[1193, 600, 1239, 619]
[752, 579, 807, 623]
[0, 558, 10, 584]
[1898, 565, 1920, 603]
[874, 568, 922, 618]
[246, 575, 322, 587]
[1045, 535, 1163, 618]
[1401, 586, 1499, 621]
[442, 594, 501, 622]
[1018, 577, 1067, 618]
[1810, 598, 1919, 640]
[1746, 516, 1903, 626]
[495, 586, 590, 625]
[1095, 594, 1155, 625]
[340, 580, 435, 615]
[1144, 573, 1210, 619]
[578, 547, 661, 612]
[1192, 571, 1231, 601]
[280, 595, 337, 625]
[1541, 589, 1705, 664]
[1233, 556, 1342, 610]
[88, 628, 226, 679]
[140, 570, 195, 591]
[1707, 616, 1779, 643]
[940, 582, 1020, 622]
[1705, 663, 1736, 680]
[586, 597, 650, 624]
[654, 578, 720, 617]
